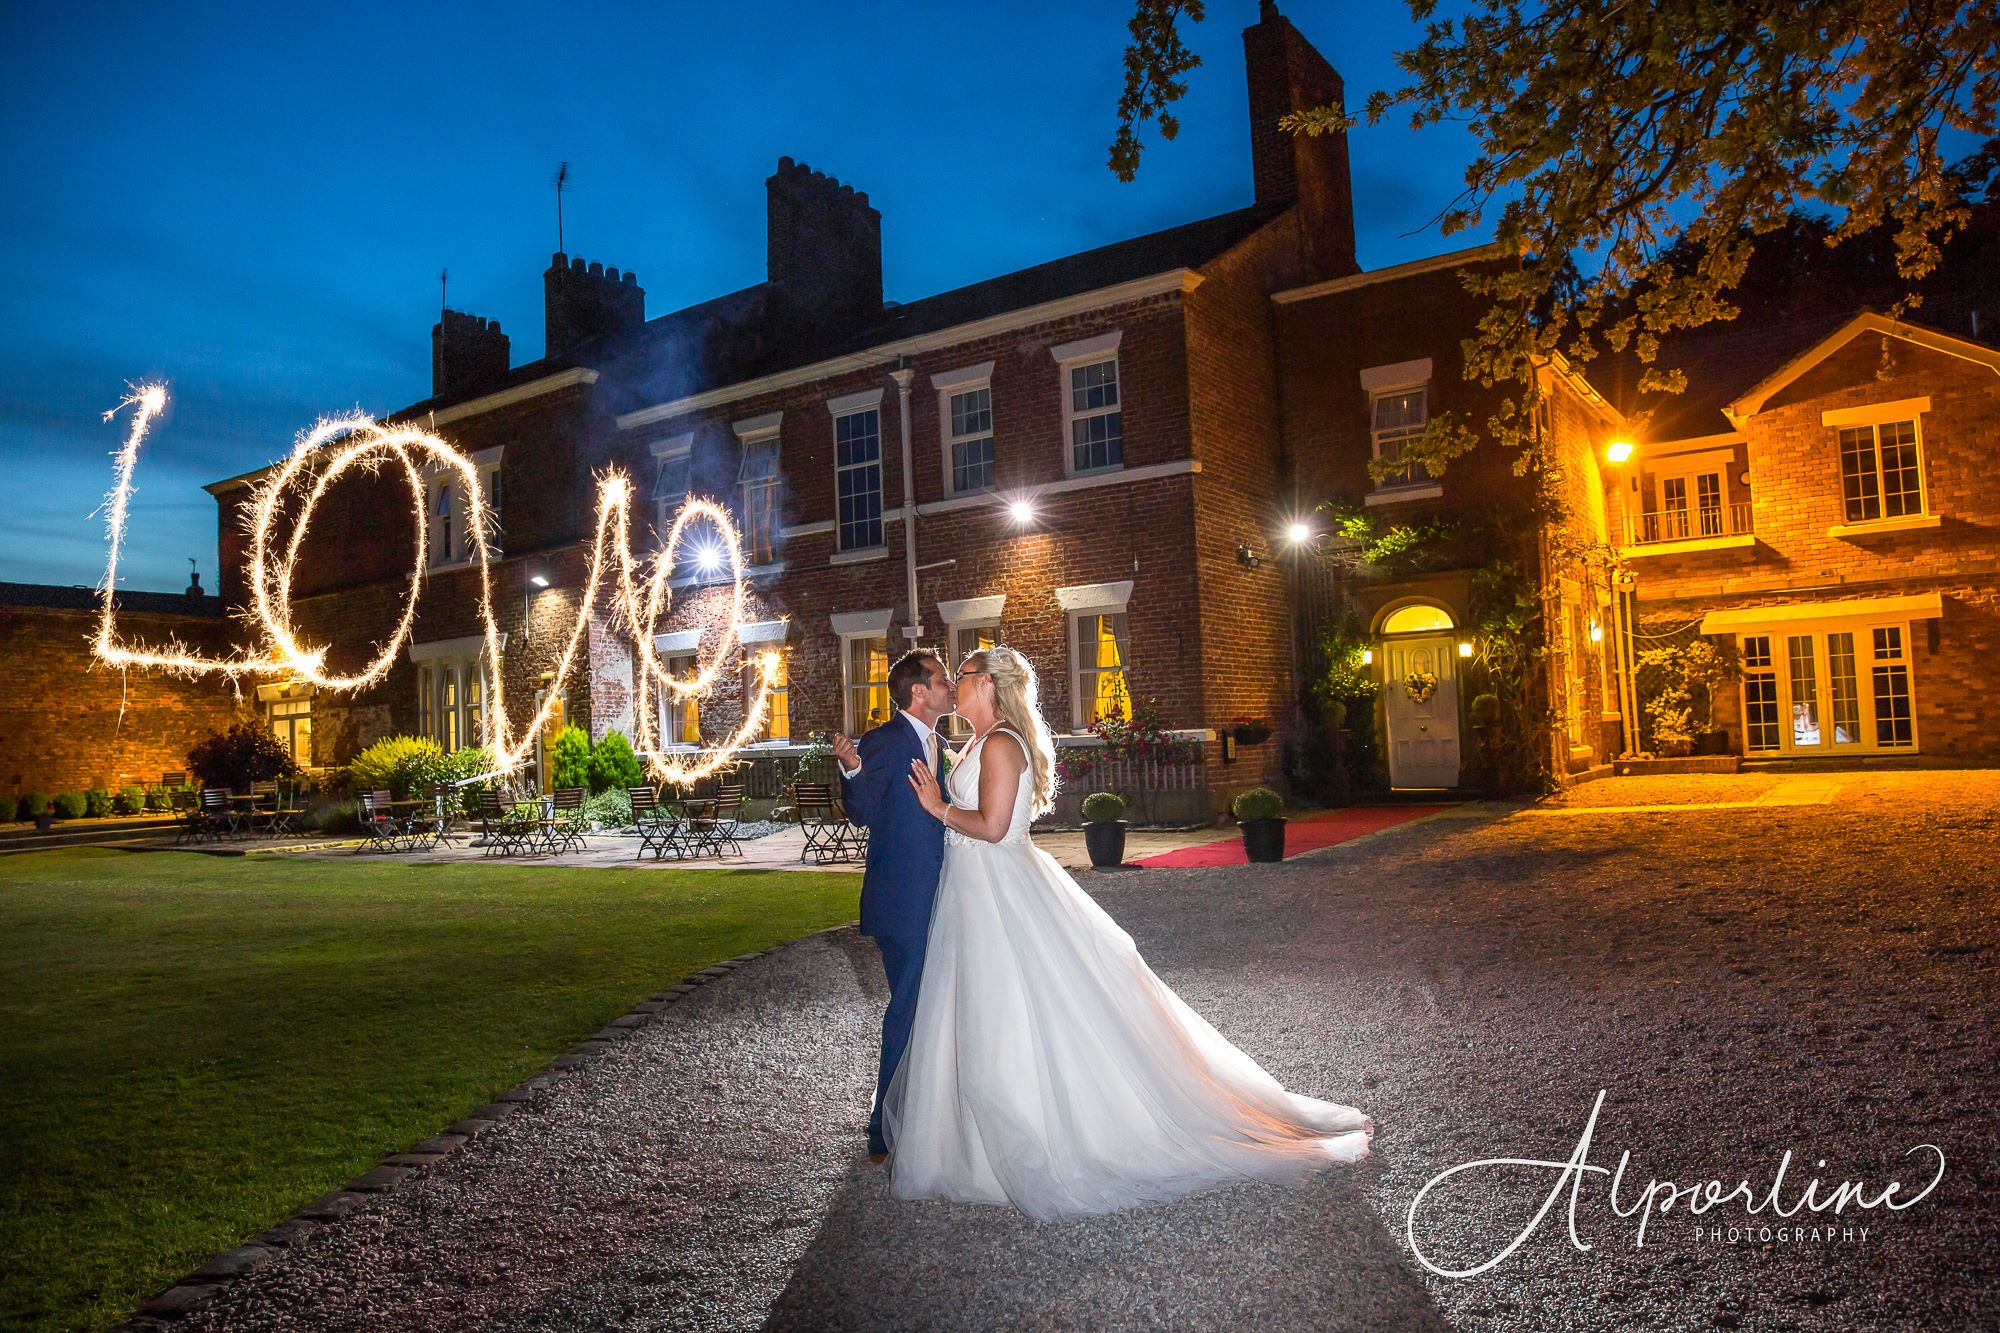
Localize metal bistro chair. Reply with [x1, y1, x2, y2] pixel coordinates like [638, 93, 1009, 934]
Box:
[793, 782, 862, 864]
[413, 782, 466, 849]
[629, 786, 694, 860]
[169, 789, 206, 845]
[268, 779, 309, 837]
[247, 782, 281, 837]
[547, 786, 591, 855]
[475, 789, 532, 857]
[159, 770, 187, 789]
[356, 789, 410, 853]
[199, 787, 244, 842]
[687, 783, 746, 860]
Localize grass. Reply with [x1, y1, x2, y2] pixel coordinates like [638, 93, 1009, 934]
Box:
[0, 848, 859, 1331]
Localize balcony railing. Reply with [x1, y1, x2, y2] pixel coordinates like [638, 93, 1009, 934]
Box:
[1626, 502, 1754, 546]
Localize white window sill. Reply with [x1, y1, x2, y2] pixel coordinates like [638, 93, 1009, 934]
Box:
[1064, 463, 1126, 481]
[1828, 514, 1941, 538]
[422, 557, 495, 577]
[1363, 483, 1442, 506]
[1620, 534, 1756, 558]
[830, 546, 890, 566]
[1054, 728, 1214, 747]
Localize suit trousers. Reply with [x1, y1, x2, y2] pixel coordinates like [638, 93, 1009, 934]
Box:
[868, 932, 927, 1154]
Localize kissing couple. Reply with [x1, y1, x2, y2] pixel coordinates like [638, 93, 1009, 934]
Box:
[830, 644, 1375, 1222]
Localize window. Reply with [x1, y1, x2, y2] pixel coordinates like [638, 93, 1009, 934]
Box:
[844, 635, 891, 734]
[429, 479, 455, 568]
[1827, 632, 1861, 746]
[1787, 634, 1820, 747]
[949, 386, 995, 493]
[944, 622, 999, 737]
[738, 435, 780, 565]
[268, 699, 311, 766]
[835, 408, 884, 551]
[664, 654, 700, 745]
[1380, 603, 1454, 634]
[478, 460, 503, 554]
[1066, 359, 1123, 473]
[426, 450, 503, 567]
[651, 438, 692, 539]
[1838, 420, 1924, 523]
[1369, 384, 1428, 488]
[1073, 611, 1131, 725]
[1741, 635, 1780, 753]
[415, 651, 488, 752]
[1870, 627, 1913, 747]
[747, 654, 789, 743]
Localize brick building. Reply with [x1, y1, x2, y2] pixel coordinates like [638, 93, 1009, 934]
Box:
[199, 4, 1388, 814]
[1602, 310, 2000, 761]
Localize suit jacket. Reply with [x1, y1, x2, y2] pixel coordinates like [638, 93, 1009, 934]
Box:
[840, 714, 945, 940]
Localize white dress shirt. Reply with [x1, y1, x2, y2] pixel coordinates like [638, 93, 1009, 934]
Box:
[840, 709, 937, 779]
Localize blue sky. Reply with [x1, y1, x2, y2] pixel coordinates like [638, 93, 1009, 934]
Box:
[0, 1, 1481, 592]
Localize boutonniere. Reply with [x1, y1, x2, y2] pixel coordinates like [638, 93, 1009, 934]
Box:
[939, 746, 957, 778]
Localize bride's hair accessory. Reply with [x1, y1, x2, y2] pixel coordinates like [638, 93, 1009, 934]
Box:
[964, 644, 1058, 816]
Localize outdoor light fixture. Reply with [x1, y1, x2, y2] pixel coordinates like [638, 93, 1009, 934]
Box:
[528, 573, 550, 588]
[1606, 440, 1635, 463]
[1286, 521, 1312, 544]
[694, 542, 723, 574]
[1361, 648, 1375, 665]
[1589, 619, 1604, 643]
[1237, 541, 1262, 569]
[1457, 640, 1474, 658]
[1008, 499, 1036, 525]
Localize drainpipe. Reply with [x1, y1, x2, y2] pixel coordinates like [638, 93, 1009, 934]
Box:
[890, 365, 922, 644]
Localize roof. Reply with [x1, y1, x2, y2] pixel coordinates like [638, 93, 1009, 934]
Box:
[0, 581, 224, 618]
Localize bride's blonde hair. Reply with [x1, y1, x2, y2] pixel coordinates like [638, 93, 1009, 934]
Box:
[965, 645, 1058, 817]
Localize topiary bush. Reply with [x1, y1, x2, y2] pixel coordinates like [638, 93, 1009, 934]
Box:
[1230, 787, 1285, 822]
[18, 790, 51, 822]
[551, 725, 592, 791]
[84, 788, 113, 818]
[53, 792, 89, 820]
[583, 787, 634, 831]
[1080, 791, 1127, 823]
[588, 730, 645, 794]
[187, 723, 298, 791]
[114, 787, 146, 816]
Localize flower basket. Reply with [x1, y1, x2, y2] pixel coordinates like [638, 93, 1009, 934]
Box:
[1231, 720, 1274, 746]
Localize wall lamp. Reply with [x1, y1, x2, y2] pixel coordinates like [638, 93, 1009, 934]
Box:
[1008, 498, 1036, 526]
[528, 572, 551, 588]
[1237, 541, 1262, 569]
[1606, 440, 1635, 464]
[1457, 640, 1475, 658]
[1285, 521, 1313, 544]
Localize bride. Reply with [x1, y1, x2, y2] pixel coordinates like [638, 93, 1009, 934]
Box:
[881, 645, 1375, 1221]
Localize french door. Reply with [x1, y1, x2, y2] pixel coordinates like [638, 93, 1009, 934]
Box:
[1739, 626, 1916, 755]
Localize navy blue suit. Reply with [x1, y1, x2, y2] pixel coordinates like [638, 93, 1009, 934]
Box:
[840, 713, 945, 1154]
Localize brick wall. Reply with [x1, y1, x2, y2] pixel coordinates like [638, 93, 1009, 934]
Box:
[0, 604, 252, 800]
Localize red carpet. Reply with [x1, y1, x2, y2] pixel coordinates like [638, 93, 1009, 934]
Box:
[1129, 804, 1455, 868]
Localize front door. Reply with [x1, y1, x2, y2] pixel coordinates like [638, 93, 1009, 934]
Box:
[1385, 635, 1461, 789]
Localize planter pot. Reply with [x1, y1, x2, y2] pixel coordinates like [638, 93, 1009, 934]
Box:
[34, 812, 54, 831]
[1695, 728, 1731, 756]
[1083, 820, 1128, 869]
[1232, 725, 1273, 746]
[1239, 817, 1287, 863]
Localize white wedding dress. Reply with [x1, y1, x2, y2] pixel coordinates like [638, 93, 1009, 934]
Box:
[881, 727, 1374, 1221]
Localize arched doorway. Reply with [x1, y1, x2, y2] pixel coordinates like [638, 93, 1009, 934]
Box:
[1375, 601, 1461, 789]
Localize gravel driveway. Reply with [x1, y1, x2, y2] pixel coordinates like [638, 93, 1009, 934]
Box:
[177, 771, 1998, 1332]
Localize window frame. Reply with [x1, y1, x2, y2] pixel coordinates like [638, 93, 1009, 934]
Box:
[829, 389, 887, 553]
[1736, 621, 1920, 755]
[840, 632, 893, 736]
[423, 446, 504, 571]
[1051, 330, 1124, 479]
[1823, 397, 1931, 528]
[734, 426, 781, 566]
[649, 432, 695, 543]
[933, 361, 997, 497]
[411, 641, 494, 752]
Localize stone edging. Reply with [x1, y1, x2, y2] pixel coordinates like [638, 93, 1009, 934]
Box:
[120, 919, 861, 1329]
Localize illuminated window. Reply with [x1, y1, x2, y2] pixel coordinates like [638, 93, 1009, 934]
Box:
[748, 654, 789, 743]
[844, 635, 891, 734]
[1380, 603, 1454, 634]
[1072, 611, 1131, 725]
[664, 653, 700, 746]
[945, 622, 999, 738]
[268, 699, 312, 766]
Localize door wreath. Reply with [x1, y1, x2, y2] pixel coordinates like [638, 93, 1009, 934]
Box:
[1403, 669, 1440, 704]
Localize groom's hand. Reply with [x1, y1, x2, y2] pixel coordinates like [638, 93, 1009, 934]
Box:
[831, 732, 860, 774]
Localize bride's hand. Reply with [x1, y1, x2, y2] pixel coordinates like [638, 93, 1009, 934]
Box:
[907, 759, 948, 820]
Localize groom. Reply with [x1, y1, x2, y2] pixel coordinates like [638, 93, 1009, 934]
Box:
[831, 649, 954, 1164]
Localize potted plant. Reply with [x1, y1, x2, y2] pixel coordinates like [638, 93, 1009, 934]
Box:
[1229, 715, 1274, 746]
[1232, 787, 1287, 863]
[1637, 636, 1742, 757]
[1080, 791, 1128, 868]
[1469, 692, 1504, 795]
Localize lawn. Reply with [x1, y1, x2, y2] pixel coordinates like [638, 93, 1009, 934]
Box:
[0, 848, 859, 1331]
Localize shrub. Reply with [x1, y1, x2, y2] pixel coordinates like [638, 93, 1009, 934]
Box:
[13, 791, 50, 821]
[1080, 791, 1126, 823]
[300, 799, 360, 834]
[551, 725, 592, 791]
[84, 788, 113, 818]
[1469, 693, 1502, 728]
[1231, 787, 1285, 822]
[143, 785, 171, 812]
[187, 723, 298, 791]
[347, 735, 446, 798]
[588, 730, 645, 794]
[583, 787, 634, 831]
[114, 787, 146, 815]
[53, 792, 89, 820]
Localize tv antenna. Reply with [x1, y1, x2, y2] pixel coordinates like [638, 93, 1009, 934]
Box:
[552, 161, 571, 253]
[439, 267, 448, 319]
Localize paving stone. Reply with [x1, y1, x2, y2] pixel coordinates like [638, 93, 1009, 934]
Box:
[345, 1166, 414, 1193]
[295, 1191, 365, 1221]
[469, 1102, 519, 1121]
[412, 1133, 469, 1154]
[381, 1151, 446, 1167]
[447, 1118, 498, 1137]
[137, 1283, 225, 1318]
[190, 1245, 274, 1280]
[610, 1013, 650, 1028]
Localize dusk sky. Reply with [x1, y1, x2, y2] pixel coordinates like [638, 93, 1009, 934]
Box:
[0, 1, 1484, 593]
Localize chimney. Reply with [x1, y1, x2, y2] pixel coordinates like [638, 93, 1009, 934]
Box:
[1243, 1, 1357, 279]
[544, 254, 646, 362]
[766, 157, 883, 339]
[431, 310, 511, 400]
